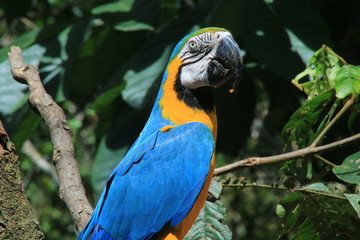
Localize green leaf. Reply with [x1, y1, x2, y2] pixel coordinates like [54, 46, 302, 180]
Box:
[0, 44, 46, 115]
[289, 218, 320, 240]
[285, 28, 315, 65]
[278, 202, 303, 237]
[185, 179, 232, 240]
[59, 18, 93, 103]
[326, 182, 348, 196]
[333, 151, 360, 184]
[208, 178, 223, 199]
[68, 26, 145, 106]
[301, 182, 332, 193]
[279, 192, 303, 204]
[344, 194, 360, 218]
[113, 20, 154, 32]
[292, 45, 343, 100]
[210, 0, 242, 37]
[121, 45, 172, 109]
[269, 0, 331, 68]
[240, 0, 304, 79]
[0, 21, 70, 62]
[185, 202, 232, 240]
[278, 192, 360, 239]
[92, 0, 135, 14]
[276, 204, 286, 218]
[0, 30, 38, 62]
[282, 90, 334, 148]
[91, 105, 145, 197]
[91, 136, 129, 195]
[91, 84, 125, 113]
[104, 2, 217, 110]
[8, 108, 41, 149]
[270, 0, 331, 63]
[334, 65, 360, 98]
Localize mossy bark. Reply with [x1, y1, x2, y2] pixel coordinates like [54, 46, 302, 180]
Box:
[0, 121, 44, 240]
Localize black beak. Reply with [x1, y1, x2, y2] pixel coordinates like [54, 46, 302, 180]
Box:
[207, 35, 243, 89]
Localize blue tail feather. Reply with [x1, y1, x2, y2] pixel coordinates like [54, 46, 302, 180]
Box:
[80, 224, 114, 240]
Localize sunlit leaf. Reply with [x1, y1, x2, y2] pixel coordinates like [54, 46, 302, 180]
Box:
[276, 204, 286, 218]
[334, 65, 360, 98]
[301, 182, 332, 193]
[292, 45, 344, 99]
[114, 20, 154, 31]
[208, 178, 222, 199]
[0, 44, 45, 115]
[121, 46, 172, 109]
[92, 0, 135, 14]
[333, 151, 360, 184]
[285, 29, 315, 65]
[344, 194, 360, 218]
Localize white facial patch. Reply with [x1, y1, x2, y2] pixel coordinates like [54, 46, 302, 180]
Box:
[177, 31, 232, 89]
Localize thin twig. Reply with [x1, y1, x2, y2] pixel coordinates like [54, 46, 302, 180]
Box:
[314, 154, 336, 167]
[8, 46, 92, 231]
[310, 95, 355, 147]
[214, 132, 360, 176]
[19, 17, 38, 30]
[223, 182, 346, 200]
[21, 140, 58, 183]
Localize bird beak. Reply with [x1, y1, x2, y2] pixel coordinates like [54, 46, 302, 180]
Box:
[207, 35, 243, 89]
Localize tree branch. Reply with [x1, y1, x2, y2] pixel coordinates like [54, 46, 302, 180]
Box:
[8, 46, 92, 231]
[214, 132, 360, 176]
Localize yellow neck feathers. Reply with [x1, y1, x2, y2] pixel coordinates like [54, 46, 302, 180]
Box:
[159, 58, 218, 139]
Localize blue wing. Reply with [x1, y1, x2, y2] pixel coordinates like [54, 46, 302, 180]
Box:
[79, 122, 214, 240]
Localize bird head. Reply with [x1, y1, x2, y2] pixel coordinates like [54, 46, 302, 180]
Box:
[170, 27, 243, 91]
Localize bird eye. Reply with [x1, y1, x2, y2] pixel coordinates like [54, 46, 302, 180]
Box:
[189, 41, 197, 51]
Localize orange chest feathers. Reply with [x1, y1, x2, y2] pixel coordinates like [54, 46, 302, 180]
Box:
[157, 57, 218, 240]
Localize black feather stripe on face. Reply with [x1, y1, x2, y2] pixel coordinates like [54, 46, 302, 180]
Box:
[174, 66, 215, 112]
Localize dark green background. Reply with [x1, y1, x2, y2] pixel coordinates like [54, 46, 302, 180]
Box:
[0, 0, 359, 239]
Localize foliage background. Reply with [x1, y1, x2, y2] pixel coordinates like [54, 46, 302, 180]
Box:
[0, 0, 359, 239]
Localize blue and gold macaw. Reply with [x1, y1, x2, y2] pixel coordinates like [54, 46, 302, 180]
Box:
[79, 27, 242, 240]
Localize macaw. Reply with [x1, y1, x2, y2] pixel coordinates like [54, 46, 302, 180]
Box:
[79, 27, 242, 240]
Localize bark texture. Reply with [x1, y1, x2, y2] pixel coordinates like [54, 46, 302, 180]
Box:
[0, 121, 45, 240]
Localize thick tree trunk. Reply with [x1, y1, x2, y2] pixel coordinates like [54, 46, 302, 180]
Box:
[0, 120, 44, 240]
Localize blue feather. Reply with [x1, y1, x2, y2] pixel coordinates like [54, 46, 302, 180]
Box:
[79, 122, 214, 240]
[82, 225, 114, 240]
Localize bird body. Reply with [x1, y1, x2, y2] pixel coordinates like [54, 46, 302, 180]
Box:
[79, 27, 242, 240]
